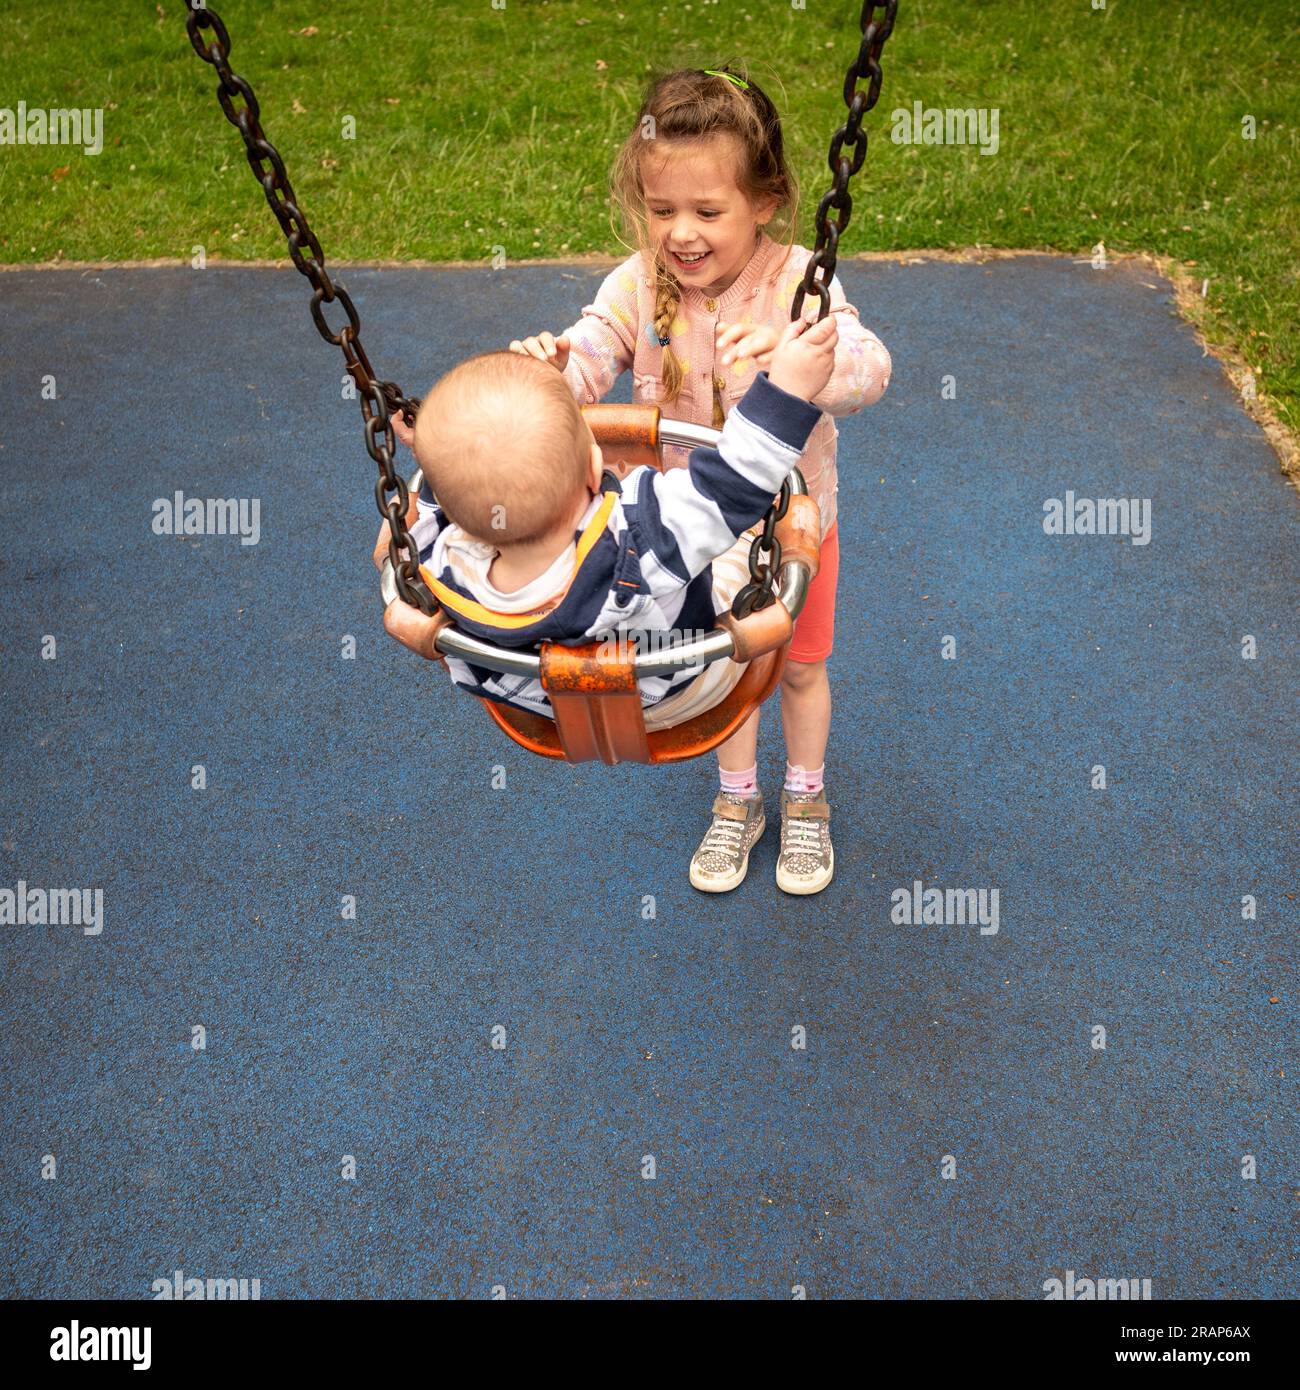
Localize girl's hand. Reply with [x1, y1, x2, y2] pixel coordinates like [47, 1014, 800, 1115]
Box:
[716, 322, 781, 370]
[508, 331, 570, 373]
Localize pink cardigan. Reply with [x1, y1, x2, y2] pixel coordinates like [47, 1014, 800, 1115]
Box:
[559, 231, 891, 537]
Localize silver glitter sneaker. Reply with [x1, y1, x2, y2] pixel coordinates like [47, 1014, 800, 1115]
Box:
[776, 788, 834, 895]
[689, 791, 766, 893]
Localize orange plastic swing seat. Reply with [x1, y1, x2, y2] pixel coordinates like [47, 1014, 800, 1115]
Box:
[472, 402, 821, 767]
[481, 644, 789, 766]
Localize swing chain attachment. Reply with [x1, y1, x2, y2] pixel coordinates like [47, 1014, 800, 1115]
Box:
[182, 3, 434, 612]
[729, 478, 791, 620]
[791, 0, 897, 326]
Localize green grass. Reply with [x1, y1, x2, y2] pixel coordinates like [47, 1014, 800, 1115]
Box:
[1, 0, 1296, 446]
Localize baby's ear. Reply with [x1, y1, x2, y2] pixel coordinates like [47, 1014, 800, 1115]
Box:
[589, 437, 605, 486]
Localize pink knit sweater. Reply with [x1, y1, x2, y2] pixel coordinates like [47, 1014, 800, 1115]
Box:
[559, 231, 891, 537]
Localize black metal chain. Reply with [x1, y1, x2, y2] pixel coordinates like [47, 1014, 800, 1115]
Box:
[183, 1, 893, 625]
[181, 3, 435, 612]
[731, 0, 897, 620]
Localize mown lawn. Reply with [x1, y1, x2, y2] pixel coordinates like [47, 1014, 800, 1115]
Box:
[1, 0, 1295, 446]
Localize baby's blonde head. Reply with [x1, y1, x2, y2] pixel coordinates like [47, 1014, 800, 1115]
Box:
[413, 351, 592, 545]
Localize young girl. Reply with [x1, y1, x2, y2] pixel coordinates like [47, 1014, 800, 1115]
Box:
[512, 66, 891, 896]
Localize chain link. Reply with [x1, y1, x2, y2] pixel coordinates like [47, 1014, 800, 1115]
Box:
[732, 0, 896, 619]
[182, 3, 433, 611]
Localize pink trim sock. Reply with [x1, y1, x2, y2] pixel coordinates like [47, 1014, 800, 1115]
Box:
[784, 763, 825, 796]
[719, 764, 759, 798]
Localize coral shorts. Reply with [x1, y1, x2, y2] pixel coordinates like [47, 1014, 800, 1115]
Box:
[787, 521, 839, 664]
[641, 521, 839, 732]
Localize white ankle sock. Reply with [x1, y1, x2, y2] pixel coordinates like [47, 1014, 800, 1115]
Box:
[719, 764, 758, 798]
[784, 763, 825, 795]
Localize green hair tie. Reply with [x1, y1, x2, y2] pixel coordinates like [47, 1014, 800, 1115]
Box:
[703, 69, 749, 90]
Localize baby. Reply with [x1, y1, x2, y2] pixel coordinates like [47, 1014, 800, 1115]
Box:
[381, 313, 838, 726]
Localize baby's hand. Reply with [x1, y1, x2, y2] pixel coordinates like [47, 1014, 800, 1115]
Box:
[508, 331, 570, 373]
[766, 313, 838, 403]
[716, 322, 780, 370]
[389, 409, 416, 451]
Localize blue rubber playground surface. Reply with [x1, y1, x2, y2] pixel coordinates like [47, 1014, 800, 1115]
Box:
[1, 255, 1296, 1299]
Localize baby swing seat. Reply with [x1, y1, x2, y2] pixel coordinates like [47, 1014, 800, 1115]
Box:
[380, 404, 821, 766]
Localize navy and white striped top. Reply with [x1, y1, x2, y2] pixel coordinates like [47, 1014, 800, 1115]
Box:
[410, 371, 823, 717]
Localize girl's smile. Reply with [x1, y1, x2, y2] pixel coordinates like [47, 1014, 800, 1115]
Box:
[669, 248, 712, 273]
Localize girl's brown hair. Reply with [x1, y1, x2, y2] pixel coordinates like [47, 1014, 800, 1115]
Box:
[609, 65, 799, 422]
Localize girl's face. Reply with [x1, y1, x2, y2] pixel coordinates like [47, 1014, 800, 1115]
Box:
[642, 136, 777, 297]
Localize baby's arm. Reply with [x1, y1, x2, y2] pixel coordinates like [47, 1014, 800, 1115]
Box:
[621, 373, 822, 599]
[806, 272, 892, 417]
[556, 264, 640, 405]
